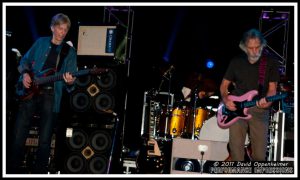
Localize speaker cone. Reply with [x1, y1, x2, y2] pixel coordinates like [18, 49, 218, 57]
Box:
[65, 152, 86, 174]
[67, 129, 88, 150]
[71, 90, 91, 112]
[96, 69, 116, 90]
[89, 130, 112, 153]
[174, 158, 200, 172]
[75, 74, 92, 88]
[93, 92, 115, 113]
[87, 155, 108, 174]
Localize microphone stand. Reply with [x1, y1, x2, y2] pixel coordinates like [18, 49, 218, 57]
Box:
[164, 72, 173, 140]
[158, 71, 173, 140]
[191, 88, 198, 140]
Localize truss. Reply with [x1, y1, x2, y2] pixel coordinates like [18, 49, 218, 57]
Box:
[259, 10, 290, 76]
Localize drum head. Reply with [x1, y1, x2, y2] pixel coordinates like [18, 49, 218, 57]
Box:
[198, 116, 229, 142]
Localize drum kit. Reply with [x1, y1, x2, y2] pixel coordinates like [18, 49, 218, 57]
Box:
[140, 65, 222, 142]
[168, 102, 215, 140]
[138, 87, 221, 173]
[141, 88, 220, 142]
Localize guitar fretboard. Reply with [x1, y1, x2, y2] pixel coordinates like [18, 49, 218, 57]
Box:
[149, 100, 160, 139]
[35, 69, 91, 85]
[34, 68, 109, 85]
[243, 93, 287, 108]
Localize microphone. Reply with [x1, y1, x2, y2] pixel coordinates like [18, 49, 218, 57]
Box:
[163, 65, 175, 77]
[159, 65, 175, 91]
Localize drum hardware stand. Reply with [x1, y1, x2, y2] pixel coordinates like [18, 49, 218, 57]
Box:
[158, 68, 174, 140]
[165, 72, 173, 140]
[191, 89, 199, 140]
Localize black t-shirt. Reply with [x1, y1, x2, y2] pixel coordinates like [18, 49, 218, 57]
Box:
[41, 42, 59, 87]
[42, 42, 59, 71]
[224, 53, 280, 97]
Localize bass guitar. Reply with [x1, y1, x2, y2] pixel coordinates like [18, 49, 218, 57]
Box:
[217, 90, 287, 129]
[16, 67, 108, 100]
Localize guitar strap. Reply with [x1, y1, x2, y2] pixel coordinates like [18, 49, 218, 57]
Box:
[56, 42, 71, 71]
[258, 53, 267, 96]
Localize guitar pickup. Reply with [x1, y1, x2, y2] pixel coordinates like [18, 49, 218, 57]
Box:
[148, 150, 154, 154]
[148, 143, 154, 153]
[148, 143, 154, 149]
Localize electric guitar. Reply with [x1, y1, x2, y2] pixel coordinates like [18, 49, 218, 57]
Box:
[217, 90, 287, 129]
[136, 100, 164, 173]
[16, 67, 108, 100]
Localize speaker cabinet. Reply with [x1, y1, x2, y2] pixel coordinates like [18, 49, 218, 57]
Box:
[53, 112, 122, 174]
[57, 125, 117, 174]
[56, 56, 127, 174]
[69, 63, 126, 119]
[170, 138, 228, 174]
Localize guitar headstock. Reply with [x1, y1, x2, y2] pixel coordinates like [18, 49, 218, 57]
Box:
[90, 67, 109, 75]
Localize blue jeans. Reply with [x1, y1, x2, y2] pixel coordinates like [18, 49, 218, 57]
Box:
[7, 89, 57, 174]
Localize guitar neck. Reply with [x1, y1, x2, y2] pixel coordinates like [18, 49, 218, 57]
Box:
[243, 93, 286, 108]
[149, 122, 155, 140]
[149, 100, 160, 140]
[35, 69, 91, 85]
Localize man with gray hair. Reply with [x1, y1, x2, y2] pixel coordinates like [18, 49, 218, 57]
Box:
[219, 28, 280, 161]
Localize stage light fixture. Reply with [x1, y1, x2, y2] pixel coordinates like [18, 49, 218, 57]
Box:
[205, 59, 215, 69]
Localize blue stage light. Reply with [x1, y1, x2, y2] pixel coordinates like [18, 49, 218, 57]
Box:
[206, 59, 214, 69]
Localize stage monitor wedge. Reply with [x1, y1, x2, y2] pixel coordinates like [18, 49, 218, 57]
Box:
[77, 26, 117, 56]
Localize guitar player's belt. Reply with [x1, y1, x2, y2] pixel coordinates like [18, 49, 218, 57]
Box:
[42, 86, 53, 90]
[40, 86, 54, 94]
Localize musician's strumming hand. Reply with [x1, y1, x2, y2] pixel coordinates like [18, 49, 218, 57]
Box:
[23, 73, 32, 88]
[63, 72, 76, 85]
[223, 97, 237, 111]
